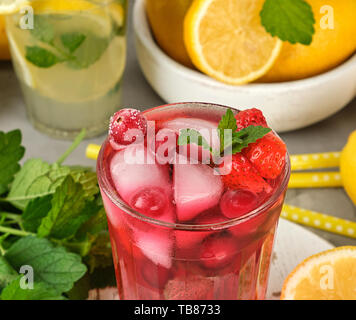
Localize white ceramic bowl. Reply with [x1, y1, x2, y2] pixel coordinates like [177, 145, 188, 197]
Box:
[133, 0, 356, 132]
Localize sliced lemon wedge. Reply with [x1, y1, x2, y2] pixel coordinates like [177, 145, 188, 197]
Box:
[184, 0, 282, 85]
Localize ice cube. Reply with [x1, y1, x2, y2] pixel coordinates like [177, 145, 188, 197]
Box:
[135, 228, 174, 269]
[110, 145, 172, 205]
[173, 154, 224, 221]
[162, 118, 220, 163]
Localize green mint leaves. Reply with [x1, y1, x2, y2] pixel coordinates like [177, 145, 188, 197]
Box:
[178, 109, 271, 158]
[4, 236, 87, 294]
[25, 46, 61, 68]
[0, 130, 25, 196]
[25, 15, 109, 69]
[61, 33, 87, 54]
[0, 129, 115, 300]
[261, 0, 315, 45]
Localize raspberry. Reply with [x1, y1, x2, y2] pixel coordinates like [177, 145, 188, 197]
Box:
[235, 108, 268, 131]
[109, 108, 147, 148]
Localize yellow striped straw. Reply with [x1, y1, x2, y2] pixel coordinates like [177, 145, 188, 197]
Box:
[282, 205, 356, 239]
[290, 152, 341, 171]
[86, 144, 101, 160]
[289, 172, 343, 188]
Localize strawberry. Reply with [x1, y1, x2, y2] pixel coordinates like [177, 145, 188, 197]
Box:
[235, 108, 287, 179]
[235, 108, 268, 131]
[243, 132, 287, 179]
[219, 153, 272, 194]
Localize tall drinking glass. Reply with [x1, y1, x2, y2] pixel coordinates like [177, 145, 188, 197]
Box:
[6, 0, 127, 139]
[97, 102, 291, 300]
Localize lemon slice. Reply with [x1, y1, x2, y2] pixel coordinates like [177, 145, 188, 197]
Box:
[0, 0, 29, 14]
[281, 246, 356, 300]
[183, 0, 282, 85]
[34, 36, 126, 103]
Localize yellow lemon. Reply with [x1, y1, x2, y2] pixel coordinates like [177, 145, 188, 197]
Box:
[281, 246, 356, 300]
[146, 0, 194, 68]
[340, 131, 356, 206]
[260, 0, 356, 82]
[0, 15, 10, 60]
[183, 0, 282, 85]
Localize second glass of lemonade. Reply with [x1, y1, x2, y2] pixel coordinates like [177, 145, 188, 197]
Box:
[6, 0, 127, 139]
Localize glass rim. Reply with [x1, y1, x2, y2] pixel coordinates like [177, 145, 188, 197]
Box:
[97, 102, 291, 231]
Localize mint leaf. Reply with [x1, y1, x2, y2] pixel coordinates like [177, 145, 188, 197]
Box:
[61, 32, 86, 53]
[37, 176, 96, 239]
[1, 278, 65, 300]
[218, 109, 237, 132]
[260, 0, 315, 45]
[5, 236, 87, 292]
[30, 15, 55, 44]
[67, 36, 109, 69]
[0, 256, 18, 289]
[70, 169, 99, 201]
[77, 205, 108, 238]
[217, 109, 240, 153]
[230, 125, 271, 154]
[22, 195, 52, 233]
[7, 159, 70, 210]
[25, 46, 61, 68]
[0, 130, 25, 195]
[177, 129, 212, 152]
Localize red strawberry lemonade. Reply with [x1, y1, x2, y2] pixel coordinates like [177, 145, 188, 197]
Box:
[97, 102, 290, 300]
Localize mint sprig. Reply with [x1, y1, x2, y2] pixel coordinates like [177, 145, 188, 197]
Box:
[0, 129, 115, 300]
[260, 0, 315, 45]
[25, 15, 110, 69]
[178, 109, 271, 157]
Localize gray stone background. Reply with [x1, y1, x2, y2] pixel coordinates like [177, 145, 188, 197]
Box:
[0, 0, 355, 247]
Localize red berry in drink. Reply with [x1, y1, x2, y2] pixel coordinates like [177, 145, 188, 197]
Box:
[220, 189, 259, 219]
[109, 108, 147, 147]
[219, 153, 272, 194]
[200, 234, 239, 270]
[243, 132, 287, 179]
[235, 108, 268, 131]
[130, 187, 168, 218]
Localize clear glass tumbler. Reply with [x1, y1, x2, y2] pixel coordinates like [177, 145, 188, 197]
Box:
[97, 102, 291, 300]
[6, 0, 127, 139]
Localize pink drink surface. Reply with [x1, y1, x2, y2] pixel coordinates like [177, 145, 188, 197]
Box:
[99, 104, 288, 300]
